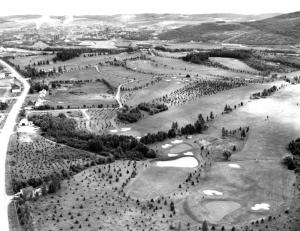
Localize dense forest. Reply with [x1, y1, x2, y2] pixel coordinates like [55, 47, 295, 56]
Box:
[29, 113, 156, 160]
[182, 49, 297, 74]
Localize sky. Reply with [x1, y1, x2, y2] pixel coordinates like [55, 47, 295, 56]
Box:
[0, 0, 299, 16]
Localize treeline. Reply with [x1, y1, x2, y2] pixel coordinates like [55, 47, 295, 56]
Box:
[140, 114, 208, 145]
[52, 50, 81, 62]
[0, 102, 8, 110]
[117, 107, 142, 123]
[283, 138, 300, 170]
[117, 103, 168, 123]
[28, 113, 156, 160]
[183, 49, 252, 64]
[29, 81, 49, 94]
[137, 102, 168, 115]
[251, 85, 278, 98]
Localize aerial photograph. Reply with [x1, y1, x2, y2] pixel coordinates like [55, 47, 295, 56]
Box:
[0, 0, 299, 230]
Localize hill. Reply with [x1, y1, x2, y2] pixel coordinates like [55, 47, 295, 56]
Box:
[158, 11, 300, 45]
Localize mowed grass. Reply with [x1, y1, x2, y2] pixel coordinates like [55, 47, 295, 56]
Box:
[29, 52, 140, 72]
[9, 54, 55, 69]
[126, 165, 192, 200]
[127, 56, 259, 80]
[126, 82, 281, 136]
[209, 57, 259, 73]
[180, 83, 299, 225]
[125, 78, 187, 106]
[45, 82, 117, 108]
[48, 65, 155, 89]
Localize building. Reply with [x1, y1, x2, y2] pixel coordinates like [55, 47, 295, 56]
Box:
[0, 72, 5, 79]
[11, 84, 21, 93]
[19, 118, 29, 126]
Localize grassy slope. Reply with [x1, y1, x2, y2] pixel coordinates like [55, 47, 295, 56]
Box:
[158, 11, 300, 45]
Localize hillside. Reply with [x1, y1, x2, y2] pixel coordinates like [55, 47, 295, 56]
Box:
[158, 11, 300, 45]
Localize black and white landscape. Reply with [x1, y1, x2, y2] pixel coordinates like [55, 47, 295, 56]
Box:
[0, 1, 299, 231]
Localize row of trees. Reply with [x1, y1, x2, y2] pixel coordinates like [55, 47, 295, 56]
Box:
[140, 113, 208, 144]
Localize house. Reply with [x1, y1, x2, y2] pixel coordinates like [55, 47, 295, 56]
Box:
[11, 84, 21, 93]
[19, 118, 29, 126]
[0, 72, 5, 79]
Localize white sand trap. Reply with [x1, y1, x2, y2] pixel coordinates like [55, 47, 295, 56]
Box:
[17, 126, 37, 133]
[58, 101, 64, 104]
[199, 139, 211, 147]
[176, 82, 182, 84]
[156, 156, 198, 168]
[162, 144, 172, 149]
[110, 129, 118, 133]
[121, 127, 131, 132]
[184, 151, 194, 156]
[171, 76, 177, 79]
[187, 136, 192, 139]
[251, 203, 270, 211]
[165, 79, 171, 82]
[229, 163, 241, 169]
[168, 153, 178, 157]
[171, 139, 183, 144]
[136, 136, 141, 139]
[203, 190, 223, 196]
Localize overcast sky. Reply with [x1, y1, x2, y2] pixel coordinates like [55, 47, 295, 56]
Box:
[0, 0, 299, 16]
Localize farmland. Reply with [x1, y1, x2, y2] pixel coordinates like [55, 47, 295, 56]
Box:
[4, 43, 300, 231]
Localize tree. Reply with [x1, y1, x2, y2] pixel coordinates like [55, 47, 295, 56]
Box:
[202, 220, 208, 231]
[223, 150, 232, 161]
[282, 154, 296, 170]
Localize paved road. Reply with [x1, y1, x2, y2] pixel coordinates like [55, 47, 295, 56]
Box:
[0, 59, 30, 231]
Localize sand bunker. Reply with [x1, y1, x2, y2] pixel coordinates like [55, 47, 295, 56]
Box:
[204, 201, 241, 222]
[136, 136, 141, 139]
[162, 144, 172, 149]
[165, 79, 171, 82]
[110, 129, 118, 133]
[168, 153, 178, 157]
[121, 127, 131, 132]
[184, 152, 194, 156]
[187, 136, 192, 139]
[156, 157, 198, 168]
[171, 139, 183, 144]
[251, 203, 270, 211]
[203, 190, 223, 196]
[17, 126, 37, 133]
[229, 163, 241, 169]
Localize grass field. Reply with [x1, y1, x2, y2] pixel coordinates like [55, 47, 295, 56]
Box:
[126, 56, 260, 80]
[209, 57, 260, 73]
[123, 82, 283, 136]
[45, 81, 117, 108]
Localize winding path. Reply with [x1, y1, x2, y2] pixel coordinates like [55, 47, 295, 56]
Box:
[0, 59, 30, 231]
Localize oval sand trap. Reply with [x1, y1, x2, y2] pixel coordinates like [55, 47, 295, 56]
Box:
[251, 203, 270, 211]
[162, 144, 172, 149]
[184, 151, 194, 156]
[156, 157, 198, 168]
[229, 163, 241, 169]
[168, 153, 178, 157]
[121, 127, 131, 132]
[171, 139, 183, 144]
[110, 129, 118, 133]
[203, 190, 223, 196]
